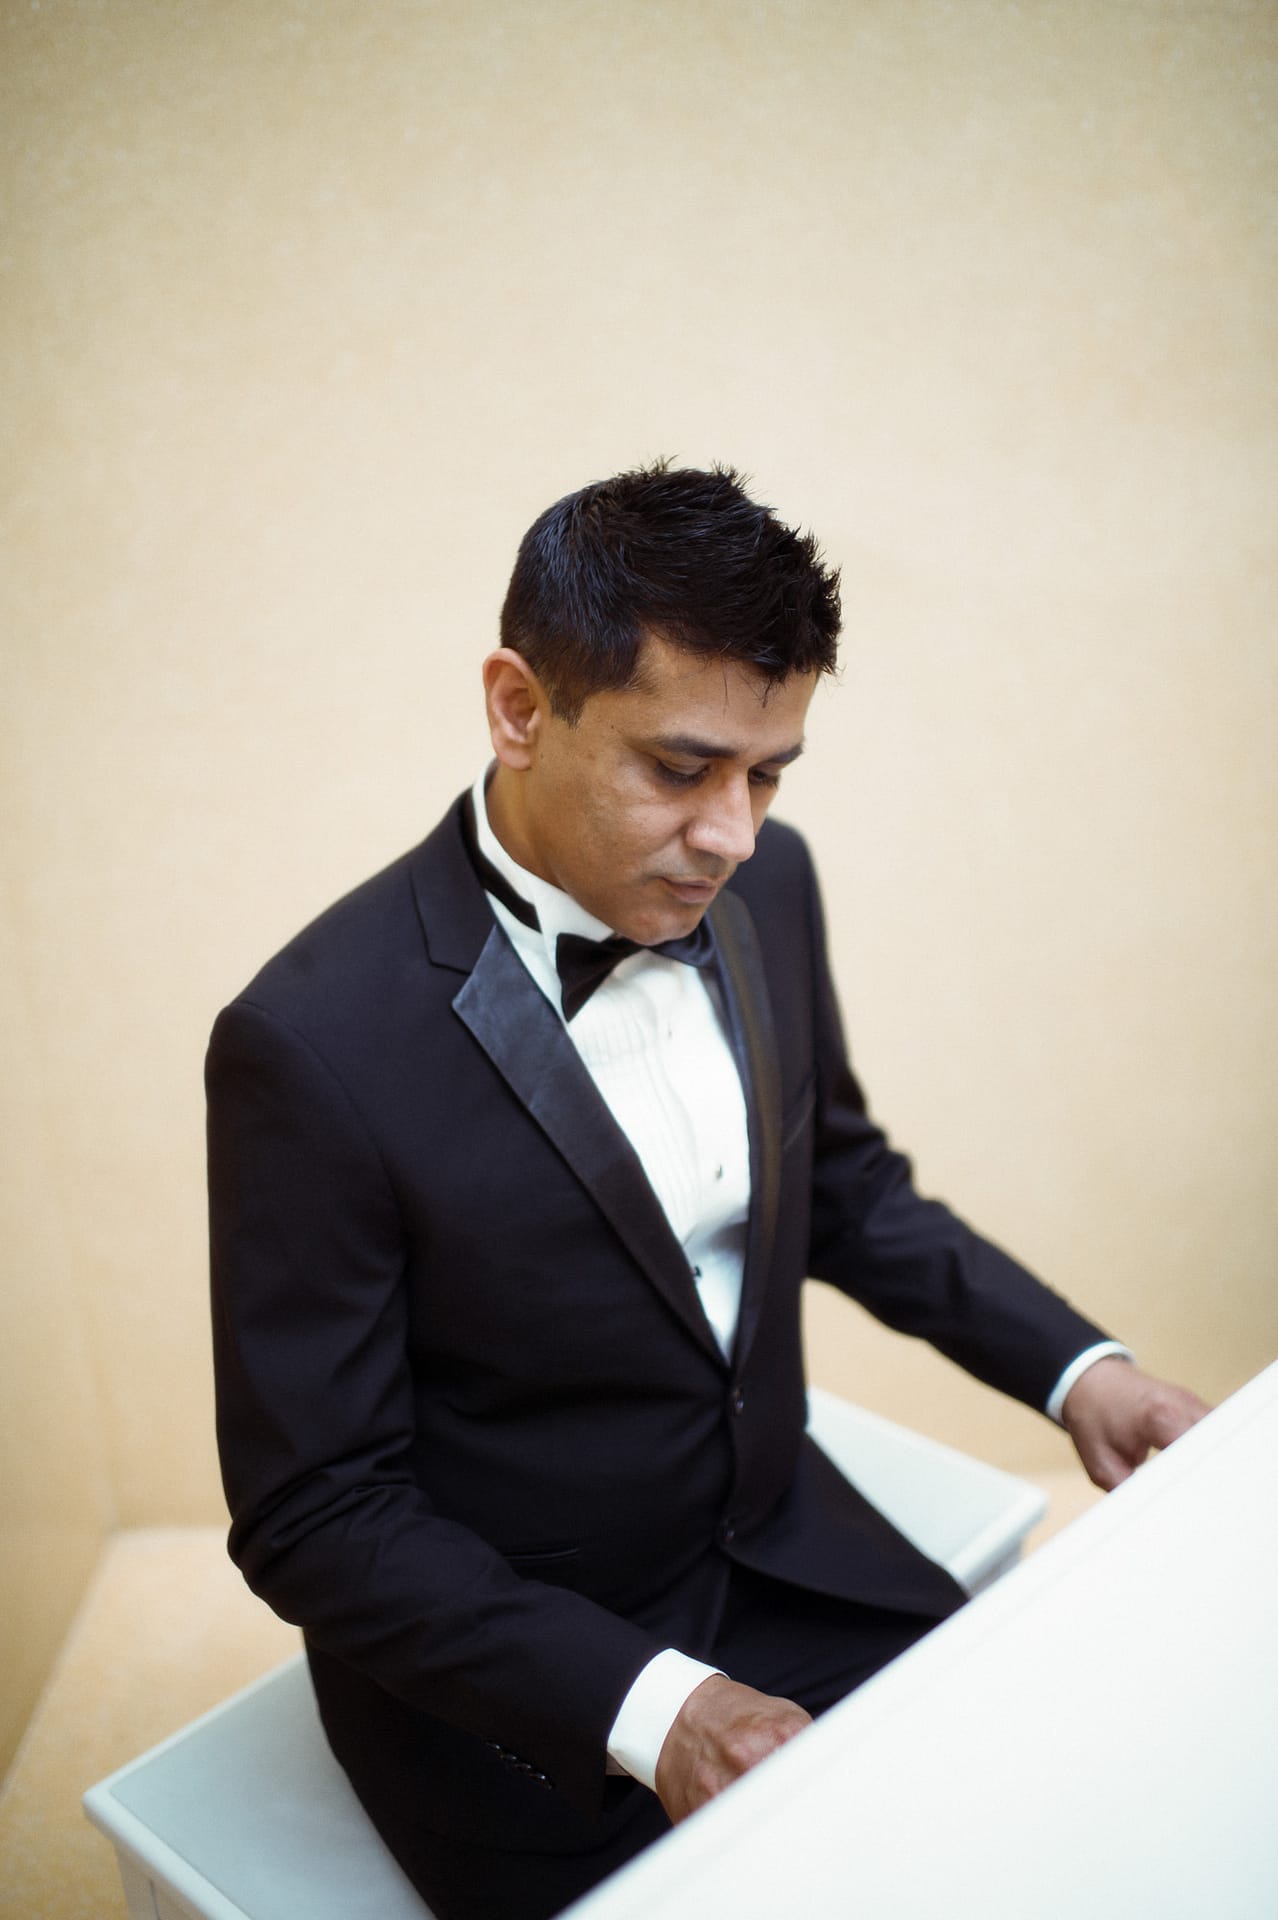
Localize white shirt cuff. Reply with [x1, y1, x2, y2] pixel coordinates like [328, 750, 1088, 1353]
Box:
[606, 1649, 723, 1792]
[1045, 1342, 1135, 1425]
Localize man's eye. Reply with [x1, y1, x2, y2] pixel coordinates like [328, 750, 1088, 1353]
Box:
[749, 768, 782, 789]
[655, 762, 705, 787]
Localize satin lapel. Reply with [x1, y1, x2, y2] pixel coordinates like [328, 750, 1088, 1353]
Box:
[453, 927, 725, 1366]
[709, 889, 782, 1370]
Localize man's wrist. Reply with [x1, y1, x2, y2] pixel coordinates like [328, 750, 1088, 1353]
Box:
[1045, 1342, 1134, 1425]
[606, 1649, 724, 1791]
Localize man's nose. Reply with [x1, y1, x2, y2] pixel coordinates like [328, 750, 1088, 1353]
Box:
[686, 778, 758, 865]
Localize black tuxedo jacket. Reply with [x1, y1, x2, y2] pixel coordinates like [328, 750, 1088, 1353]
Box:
[208, 797, 1104, 1853]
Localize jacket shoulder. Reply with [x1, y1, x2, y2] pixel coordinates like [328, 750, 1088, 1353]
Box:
[228, 846, 422, 1016]
[216, 797, 480, 1039]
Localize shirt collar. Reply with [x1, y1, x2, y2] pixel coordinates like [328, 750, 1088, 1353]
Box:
[470, 767, 615, 973]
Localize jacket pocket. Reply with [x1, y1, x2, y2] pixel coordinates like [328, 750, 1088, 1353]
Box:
[505, 1545, 581, 1584]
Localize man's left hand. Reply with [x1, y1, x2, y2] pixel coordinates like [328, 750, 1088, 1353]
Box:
[1062, 1356, 1211, 1490]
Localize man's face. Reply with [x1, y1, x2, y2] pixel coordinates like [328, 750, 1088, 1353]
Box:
[511, 635, 818, 944]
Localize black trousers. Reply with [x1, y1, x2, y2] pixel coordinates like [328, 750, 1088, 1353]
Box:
[377, 1566, 947, 1920]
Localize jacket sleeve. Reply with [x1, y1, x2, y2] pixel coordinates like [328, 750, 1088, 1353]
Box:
[796, 853, 1110, 1411]
[207, 997, 661, 1818]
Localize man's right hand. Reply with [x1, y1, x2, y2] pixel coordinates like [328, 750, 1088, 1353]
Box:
[653, 1673, 812, 1824]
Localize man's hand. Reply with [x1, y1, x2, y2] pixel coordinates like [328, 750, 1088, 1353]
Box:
[654, 1674, 812, 1824]
[1062, 1356, 1211, 1490]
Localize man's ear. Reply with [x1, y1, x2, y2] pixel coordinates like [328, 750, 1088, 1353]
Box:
[482, 649, 548, 770]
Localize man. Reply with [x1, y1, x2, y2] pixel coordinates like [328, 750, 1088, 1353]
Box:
[208, 463, 1207, 1920]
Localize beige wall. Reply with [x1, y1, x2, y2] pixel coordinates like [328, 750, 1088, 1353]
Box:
[3, 0, 1276, 1756]
[0, 882, 113, 1770]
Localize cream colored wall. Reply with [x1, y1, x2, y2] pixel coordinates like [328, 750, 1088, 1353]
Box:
[3, 0, 1276, 1746]
[0, 884, 113, 1771]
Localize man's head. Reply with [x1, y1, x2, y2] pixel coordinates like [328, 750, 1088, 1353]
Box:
[484, 463, 841, 944]
[499, 461, 841, 721]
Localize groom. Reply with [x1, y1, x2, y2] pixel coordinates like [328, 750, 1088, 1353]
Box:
[208, 461, 1207, 1919]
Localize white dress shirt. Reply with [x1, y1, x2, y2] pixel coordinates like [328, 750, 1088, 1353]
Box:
[470, 771, 1129, 1792]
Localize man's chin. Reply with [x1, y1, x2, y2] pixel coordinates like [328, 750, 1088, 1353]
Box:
[625, 888, 717, 946]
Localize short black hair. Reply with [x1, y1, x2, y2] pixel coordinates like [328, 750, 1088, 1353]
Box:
[499, 461, 842, 721]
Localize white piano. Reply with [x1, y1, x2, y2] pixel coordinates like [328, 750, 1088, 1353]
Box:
[566, 1361, 1278, 1920]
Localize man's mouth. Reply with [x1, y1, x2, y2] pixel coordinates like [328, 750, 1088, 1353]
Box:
[660, 875, 726, 906]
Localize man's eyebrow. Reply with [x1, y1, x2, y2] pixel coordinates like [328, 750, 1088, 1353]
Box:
[647, 733, 807, 766]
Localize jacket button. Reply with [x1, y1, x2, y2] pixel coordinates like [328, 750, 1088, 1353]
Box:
[731, 1387, 746, 1415]
[719, 1519, 736, 1546]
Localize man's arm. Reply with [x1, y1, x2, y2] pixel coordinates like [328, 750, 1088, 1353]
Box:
[782, 834, 1208, 1439]
[208, 996, 662, 1817]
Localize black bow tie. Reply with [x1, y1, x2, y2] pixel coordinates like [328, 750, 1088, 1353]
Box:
[461, 792, 717, 1020]
[554, 921, 715, 1021]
